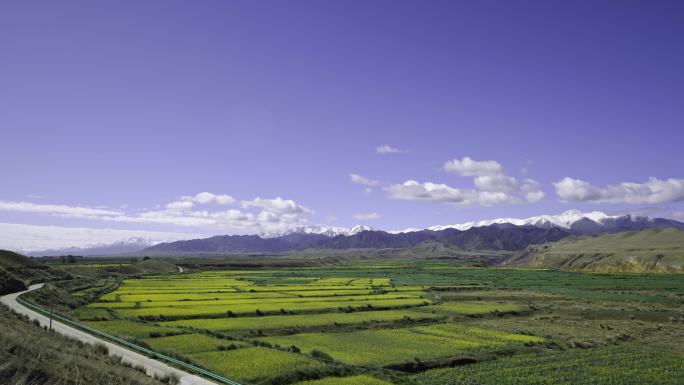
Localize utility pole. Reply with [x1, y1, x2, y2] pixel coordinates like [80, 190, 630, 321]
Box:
[49, 300, 53, 332]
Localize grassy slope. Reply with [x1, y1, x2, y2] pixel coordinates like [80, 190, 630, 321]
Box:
[0, 250, 181, 385]
[0, 250, 71, 294]
[505, 228, 684, 273]
[0, 304, 169, 385]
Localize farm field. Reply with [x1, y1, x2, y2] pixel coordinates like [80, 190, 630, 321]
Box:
[143, 333, 251, 354]
[417, 343, 684, 385]
[294, 375, 394, 385]
[72, 262, 684, 385]
[161, 309, 443, 332]
[189, 347, 327, 384]
[259, 324, 543, 365]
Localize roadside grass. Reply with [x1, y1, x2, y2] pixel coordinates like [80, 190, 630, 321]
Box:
[0, 304, 165, 385]
[73, 306, 113, 320]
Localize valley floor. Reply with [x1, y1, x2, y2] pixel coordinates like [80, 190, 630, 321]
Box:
[48, 261, 684, 385]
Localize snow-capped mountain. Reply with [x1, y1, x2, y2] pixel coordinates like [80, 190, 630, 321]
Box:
[426, 210, 616, 231]
[395, 210, 684, 234]
[261, 225, 375, 238]
[143, 210, 684, 255]
[29, 237, 166, 256]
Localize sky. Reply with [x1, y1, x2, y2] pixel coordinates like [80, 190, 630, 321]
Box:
[1, 1, 683, 251]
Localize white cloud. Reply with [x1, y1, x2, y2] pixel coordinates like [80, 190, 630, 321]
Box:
[241, 197, 313, 215]
[385, 156, 544, 208]
[520, 179, 545, 203]
[0, 201, 122, 218]
[0, 222, 204, 253]
[0, 192, 314, 234]
[166, 192, 236, 209]
[443, 157, 503, 177]
[385, 180, 522, 207]
[386, 180, 465, 203]
[554, 177, 684, 204]
[189, 192, 235, 205]
[375, 144, 401, 154]
[473, 175, 519, 193]
[166, 201, 195, 210]
[350, 173, 381, 187]
[353, 212, 381, 220]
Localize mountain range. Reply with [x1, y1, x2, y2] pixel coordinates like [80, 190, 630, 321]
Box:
[29, 211, 684, 256]
[30, 237, 160, 257]
[396, 210, 684, 234]
[261, 225, 374, 238]
[142, 210, 684, 256]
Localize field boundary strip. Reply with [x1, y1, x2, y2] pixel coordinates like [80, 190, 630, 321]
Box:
[15, 294, 244, 385]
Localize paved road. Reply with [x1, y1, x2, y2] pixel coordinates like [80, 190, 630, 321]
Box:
[1, 284, 218, 385]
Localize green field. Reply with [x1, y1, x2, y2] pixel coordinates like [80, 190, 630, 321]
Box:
[420, 301, 521, 315]
[114, 297, 431, 319]
[293, 375, 394, 385]
[143, 333, 250, 354]
[71, 262, 684, 385]
[418, 344, 684, 385]
[90, 292, 425, 309]
[85, 319, 184, 339]
[259, 324, 542, 366]
[161, 309, 442, 332]
[189, 347, 326, 384]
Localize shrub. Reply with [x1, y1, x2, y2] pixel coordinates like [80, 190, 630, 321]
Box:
[94, 343, 109, 355]
[311, 350, 334, 361]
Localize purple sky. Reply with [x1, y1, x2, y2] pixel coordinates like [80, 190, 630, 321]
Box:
[1, 1, 683, 250]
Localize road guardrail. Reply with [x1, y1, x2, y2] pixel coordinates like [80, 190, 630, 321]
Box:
[16, 295, 243, 385]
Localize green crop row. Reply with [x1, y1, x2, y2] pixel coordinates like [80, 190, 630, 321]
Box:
[417, 344, 684, 385]
[99, 287, 422, 303]
[189, 347, 327, 384]
[258, 323, 542, 366]
[418, 301, 521, 315]
[100, 291, 293, 303]
[161, 309, 443, 332]
[114, 298, 431, 319]
[84, 319, 185, 339]
[294, 375, 394, 385]
[143, 333, 249, 354]
[91, 292, 424, 310]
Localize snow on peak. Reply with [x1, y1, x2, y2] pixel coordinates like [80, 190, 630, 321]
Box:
[262, 225, 375, 238]
[395, 210, 623, 233]
[349, 225, 374, 233]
